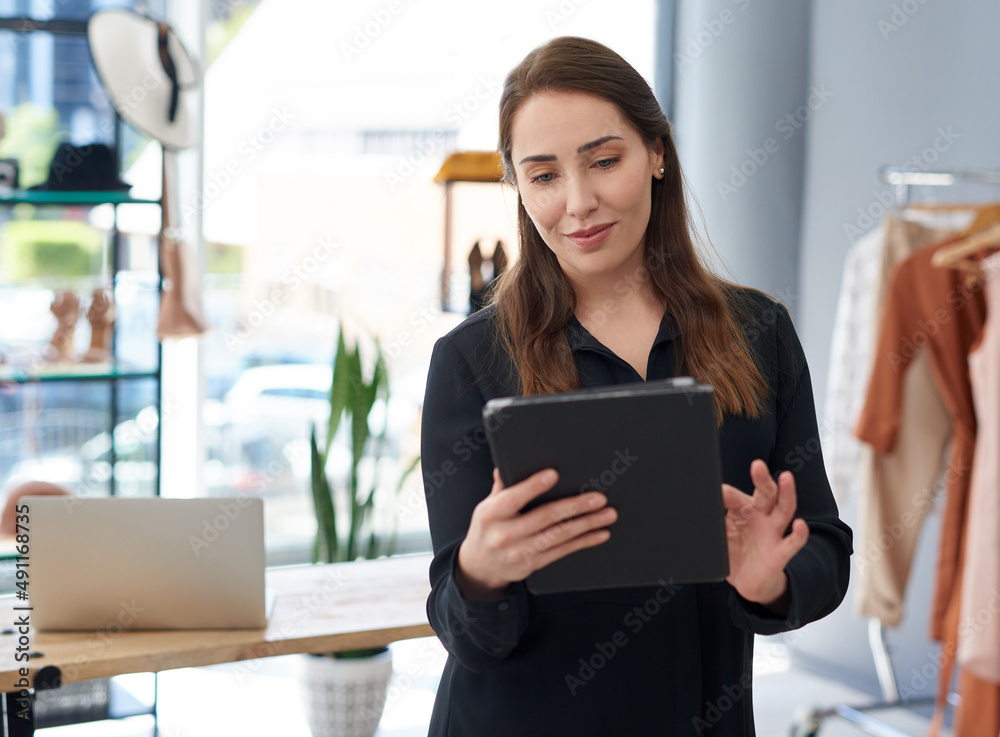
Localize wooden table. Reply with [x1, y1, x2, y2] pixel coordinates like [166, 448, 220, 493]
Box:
[0, 554, 435, 734]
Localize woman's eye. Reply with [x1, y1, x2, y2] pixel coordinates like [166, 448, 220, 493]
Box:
[531, 172, 555, 184]
[595, 157, 620, 169]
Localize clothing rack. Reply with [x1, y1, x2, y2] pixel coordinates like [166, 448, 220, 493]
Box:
[792, 166, 1000, 737]
[879, 165, 1000, 208]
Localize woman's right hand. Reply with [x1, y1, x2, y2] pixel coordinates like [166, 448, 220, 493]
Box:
[456, 468, 617, 601]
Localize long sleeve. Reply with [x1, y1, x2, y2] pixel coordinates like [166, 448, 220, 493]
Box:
[730, 302, 854, 635]
[421, 331, 529, 673]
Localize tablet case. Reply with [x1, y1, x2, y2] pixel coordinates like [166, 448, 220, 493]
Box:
[483, 377, 729, 594]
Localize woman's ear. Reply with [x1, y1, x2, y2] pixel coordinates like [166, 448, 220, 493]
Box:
[651, 138, 666, 177]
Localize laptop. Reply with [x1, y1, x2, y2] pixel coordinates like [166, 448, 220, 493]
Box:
[483, 377, 729, 594]
[24, 496, 267, 631]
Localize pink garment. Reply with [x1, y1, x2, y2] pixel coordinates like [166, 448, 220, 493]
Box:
[959, 251, 1000, 684]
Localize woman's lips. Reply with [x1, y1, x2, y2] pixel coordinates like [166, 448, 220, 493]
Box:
[566, 222, 614, 248]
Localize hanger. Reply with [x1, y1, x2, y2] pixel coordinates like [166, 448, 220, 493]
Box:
[929, 202, 1000, 270]
[931, 221, 1000, 271]
[957, 203, 1000, 235]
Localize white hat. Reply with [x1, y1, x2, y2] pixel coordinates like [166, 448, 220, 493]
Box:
[88, 9, 201, 150]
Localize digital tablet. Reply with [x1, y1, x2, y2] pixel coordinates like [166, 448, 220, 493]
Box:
[482, 377, 729, 594]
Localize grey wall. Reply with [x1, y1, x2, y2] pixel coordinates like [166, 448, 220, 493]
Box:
[669, 0, 810, 305]
[656, 0, 1000, 701]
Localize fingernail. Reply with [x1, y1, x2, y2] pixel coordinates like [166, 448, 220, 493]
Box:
[589, 493, 606, 508]
[541, 469, 557, 483]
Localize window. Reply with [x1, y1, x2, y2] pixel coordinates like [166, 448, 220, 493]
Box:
[192, 0, 656, 563]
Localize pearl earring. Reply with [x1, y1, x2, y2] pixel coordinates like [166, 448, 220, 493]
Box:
[659, 167, 665, 175]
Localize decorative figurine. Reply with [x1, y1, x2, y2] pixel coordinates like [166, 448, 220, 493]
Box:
[45, 291, 80, 362]
[83, 287, 115, 363]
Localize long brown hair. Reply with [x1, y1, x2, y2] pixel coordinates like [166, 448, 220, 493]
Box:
[492, 36, 767, 421]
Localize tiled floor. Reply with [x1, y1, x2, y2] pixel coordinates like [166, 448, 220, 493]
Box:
[37, 636, 948, 737]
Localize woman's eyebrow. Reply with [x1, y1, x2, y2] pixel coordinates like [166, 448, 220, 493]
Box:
[518, 153, 556, 164]
[577, 135, 623, 153]
[518, 135, 625, 165]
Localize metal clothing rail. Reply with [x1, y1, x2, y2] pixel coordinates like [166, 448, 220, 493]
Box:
[880, 165, 1000, 208]
[792, 165, 1000, 737]
[792, 619, 941, 737]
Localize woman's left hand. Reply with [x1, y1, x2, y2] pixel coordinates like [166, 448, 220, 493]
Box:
[721, 458, 810, 615]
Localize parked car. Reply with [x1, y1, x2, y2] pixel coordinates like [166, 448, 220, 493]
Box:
[206, 362, 413, 497]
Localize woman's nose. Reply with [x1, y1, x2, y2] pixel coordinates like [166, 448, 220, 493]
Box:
[564, 175, 599, 220]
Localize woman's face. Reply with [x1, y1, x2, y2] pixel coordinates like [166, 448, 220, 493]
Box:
[510, 90, 665, 289]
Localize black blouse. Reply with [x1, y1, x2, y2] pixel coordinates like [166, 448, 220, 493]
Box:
[420, 289, 852, 736]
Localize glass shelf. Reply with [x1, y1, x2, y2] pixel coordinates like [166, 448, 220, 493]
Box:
[0, 362, 159, 383]
[0, 190, 160, 206]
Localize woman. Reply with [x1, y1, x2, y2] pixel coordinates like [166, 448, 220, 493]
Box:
[421, 36, 852, 736]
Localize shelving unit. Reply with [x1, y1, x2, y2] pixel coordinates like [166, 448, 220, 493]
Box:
[1, 5, 167, 500]
[0, 189, 163, 497]
[0, 191, 158, 206]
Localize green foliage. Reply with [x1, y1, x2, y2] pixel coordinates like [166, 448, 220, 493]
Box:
[1, 219, 103, 280]
[207, 243, 244, 274]
[310, 327, 393, 564]
[0, 104, 61, 189]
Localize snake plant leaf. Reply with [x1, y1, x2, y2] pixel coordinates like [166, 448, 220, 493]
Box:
[355, 484, 378, 558]
[311, 327, 407, 564]
[352, 345, 388, 461]
[359, 355, 393, 560]
[309, 426, 338, 564]
[349, 353, 376, 468]
[324, 329, 352, 458]
[344, 344, 371, 561]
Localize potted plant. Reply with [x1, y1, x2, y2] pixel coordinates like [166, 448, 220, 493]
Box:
[301, 326, 415, 737]
[310, 327, 394, 567]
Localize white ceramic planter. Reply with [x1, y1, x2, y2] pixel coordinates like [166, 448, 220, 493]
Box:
[301, 649, 394, 737]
